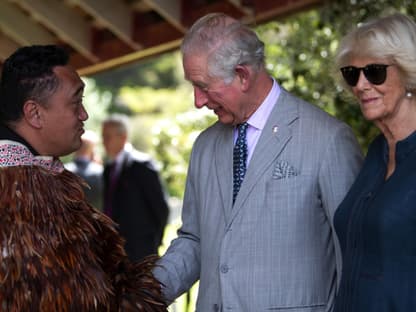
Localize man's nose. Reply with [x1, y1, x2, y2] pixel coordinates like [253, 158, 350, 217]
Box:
[194, 87, 208, 109]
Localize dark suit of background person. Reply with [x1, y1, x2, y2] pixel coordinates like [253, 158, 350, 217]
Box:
[102, 114, 169, 262]
[153, 13, 363, 311]
[65, 130, 104, 210]
[333, 13, 416, 312]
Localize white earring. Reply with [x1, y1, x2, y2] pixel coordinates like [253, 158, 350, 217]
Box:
[406, 91, 413, 98]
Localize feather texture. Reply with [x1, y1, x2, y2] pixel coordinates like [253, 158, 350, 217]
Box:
[0, 166, 167, 311]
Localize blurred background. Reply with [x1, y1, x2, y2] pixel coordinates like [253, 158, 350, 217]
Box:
[1, 0, 415, 310]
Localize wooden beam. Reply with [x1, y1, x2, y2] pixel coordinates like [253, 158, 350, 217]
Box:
[77, 38, 182, 76]
[12, 0, 99, 63]
[71, 0, 141, 50]
[252, 0, 324, 23]
[226, 0, 254, 17]
[143, 0, 186, 33]
[0, 2, 56, 46]
[132, 12, 182, 47]
[0, 32, 20, 61]
[91, 29, 134, 61]
[181, 1, 246, 27]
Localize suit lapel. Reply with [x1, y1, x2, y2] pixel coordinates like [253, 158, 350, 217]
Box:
[231, 90, 299, 214]
[214, 124, 234, 221]
[113, 151, 130, 192]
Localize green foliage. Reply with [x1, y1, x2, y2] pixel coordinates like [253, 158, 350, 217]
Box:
[258, 12, 338, 113]
[258, 10, 363, 146]
[118, 85, 192, 115]
[91, 52, 183, 95]
[257, 0, 415, 150]
[325, 0, 415, 147]
[85, 0, 416, 198]
[151, 110, 216, 198]
[82, 78, 112, 129]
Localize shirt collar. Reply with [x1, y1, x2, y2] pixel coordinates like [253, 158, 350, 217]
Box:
[0, 140, 64, 172]
[247, 78, 280, 130]
[106, 142, 132, 168]
[383, 130, 416, 164]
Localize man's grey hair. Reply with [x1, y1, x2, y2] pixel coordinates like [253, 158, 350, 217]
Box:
[181, 13, 265, 84]
[102, 114, 129, 136]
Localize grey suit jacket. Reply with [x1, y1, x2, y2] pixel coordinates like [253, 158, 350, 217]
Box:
[154, 89, 363, 311]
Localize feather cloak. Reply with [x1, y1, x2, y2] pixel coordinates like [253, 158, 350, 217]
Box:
[0, 144, 167, 311]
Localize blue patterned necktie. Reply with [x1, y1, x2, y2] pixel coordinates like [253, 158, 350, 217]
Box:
[233, 122, 249, 203]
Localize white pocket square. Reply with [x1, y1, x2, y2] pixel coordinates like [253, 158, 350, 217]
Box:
[273, 160, 299, 179]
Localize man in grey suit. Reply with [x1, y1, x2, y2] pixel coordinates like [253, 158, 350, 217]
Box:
[153, 13, 363, 311]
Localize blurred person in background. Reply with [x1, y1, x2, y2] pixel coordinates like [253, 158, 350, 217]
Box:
[65, 129, 104, 210]
[102, 114, 169, 262]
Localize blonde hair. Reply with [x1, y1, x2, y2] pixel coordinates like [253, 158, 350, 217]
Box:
[335, 13, 416, 92]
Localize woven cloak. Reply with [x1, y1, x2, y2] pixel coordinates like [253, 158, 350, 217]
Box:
[0, 140, 167, 311]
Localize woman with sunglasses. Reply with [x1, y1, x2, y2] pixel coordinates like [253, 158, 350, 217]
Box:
[333, 13, 416, 312]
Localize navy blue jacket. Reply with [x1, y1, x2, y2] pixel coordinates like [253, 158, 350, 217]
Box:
[334, 132, 416, 311]
[103, 148, 169, 262]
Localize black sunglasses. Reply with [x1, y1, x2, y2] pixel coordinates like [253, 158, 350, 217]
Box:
[340, 64, 391, 87]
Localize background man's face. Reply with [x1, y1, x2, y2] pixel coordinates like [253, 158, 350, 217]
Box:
[102, 124, 126, 159]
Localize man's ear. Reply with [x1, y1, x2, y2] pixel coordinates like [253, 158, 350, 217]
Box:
[235, 64, 251, 92]
[23, 100, 42, 129]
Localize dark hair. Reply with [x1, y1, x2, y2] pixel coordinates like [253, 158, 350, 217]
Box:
[0, 45, 69, 123]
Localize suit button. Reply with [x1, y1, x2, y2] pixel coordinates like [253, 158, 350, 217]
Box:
[213, 303, 220, 311]
[220, 264, 229, 273]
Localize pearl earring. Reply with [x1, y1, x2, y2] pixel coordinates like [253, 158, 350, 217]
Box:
[406, 91, 413, 98]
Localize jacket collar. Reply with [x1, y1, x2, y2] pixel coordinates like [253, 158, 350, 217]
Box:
[0, 123, 39, 155]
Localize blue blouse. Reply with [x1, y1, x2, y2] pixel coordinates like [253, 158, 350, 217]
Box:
[334, 131, 416, 312]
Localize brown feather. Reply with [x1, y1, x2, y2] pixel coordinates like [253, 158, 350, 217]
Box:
[0, 166, 167, 311]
